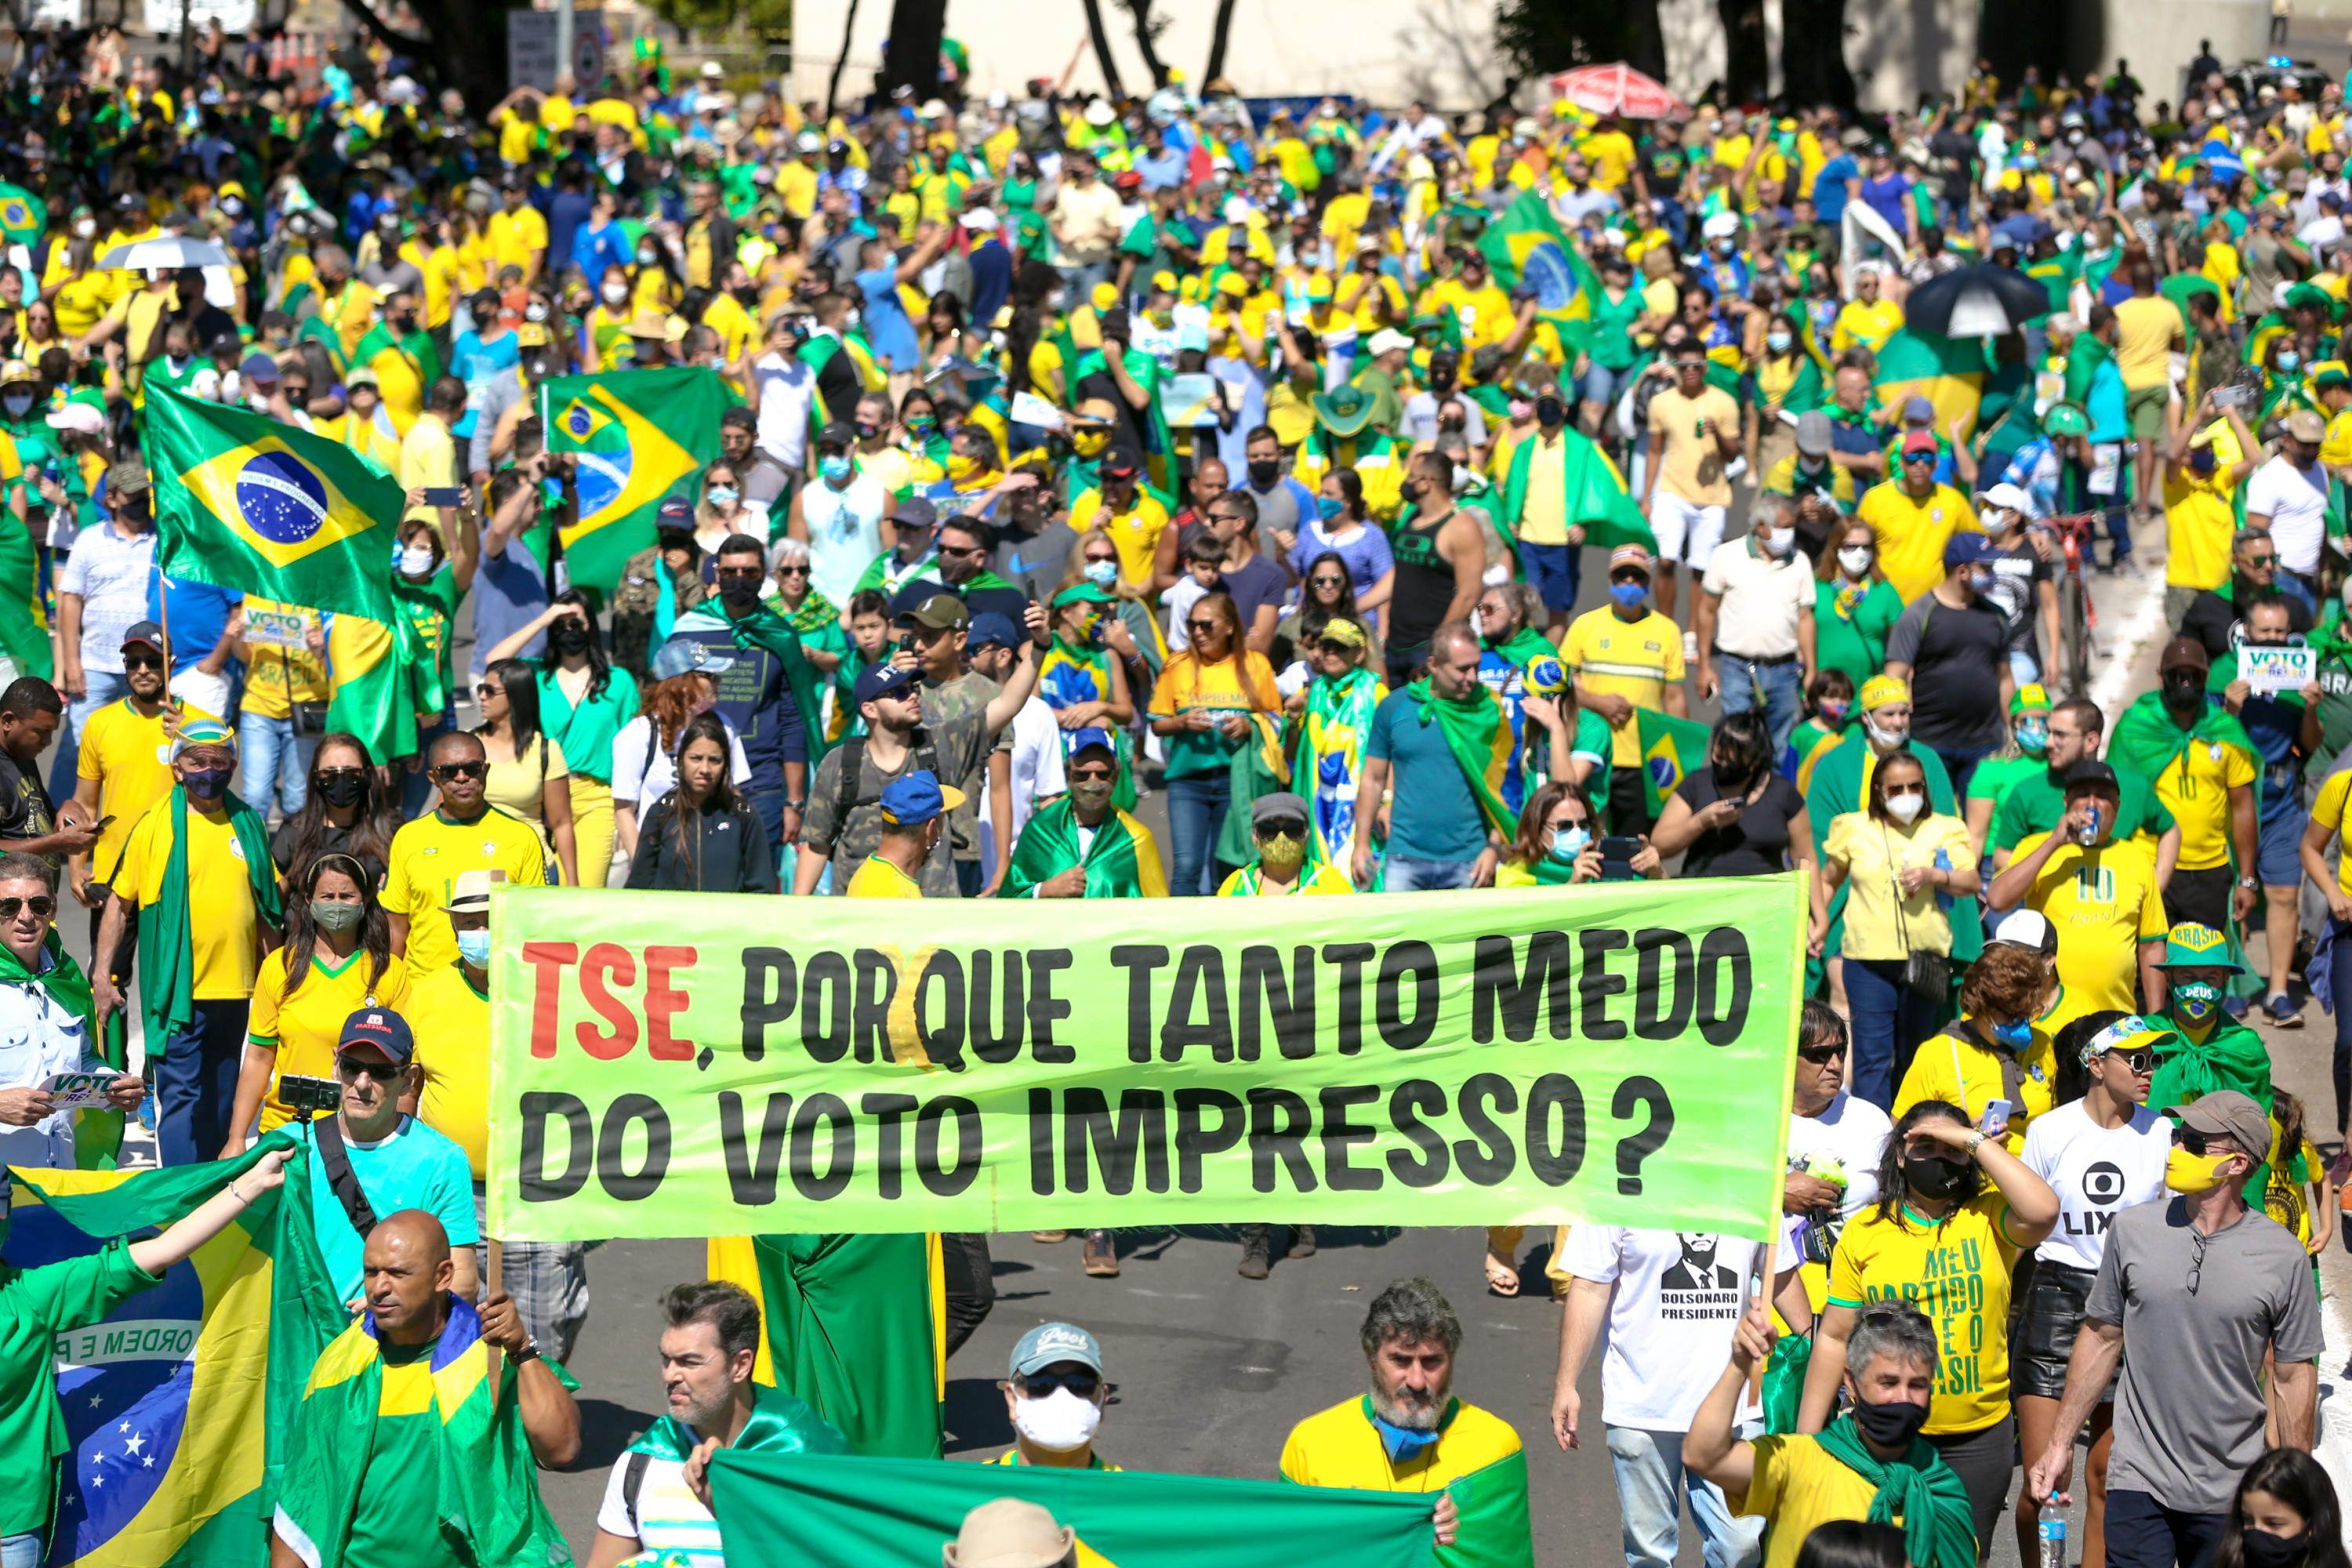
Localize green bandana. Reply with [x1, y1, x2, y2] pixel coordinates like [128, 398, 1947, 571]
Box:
[136, 786, 283, 1052]
[624, 1381, 848, 1463]
[1812, 1414, 1979, 1568]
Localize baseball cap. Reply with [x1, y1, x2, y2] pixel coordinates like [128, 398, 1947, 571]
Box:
[2076, 1012, 2171, 1065]
[1317, 617, 1367, 648]
[1944, 532, 1994, 568]
[106, 456, 152, 495]
[2158, 635, 2211, 673]
[442, 868, 499, 914]
[2319, 366, 2352, 392]
[1977, 481, 2034, 514]
[2009, 683, 2053, 715]
[898, 593, 971, 631]
[2156, 920, 2245, 971]
[852, 662, 920, 707]
[2286, 408, 2328, 444]
[877, 768, 964, 827]
[1900, 429, 1940, 458]
[656, 495, 695, 532]
[649, 639, 717, 681]
[967, 612, 1022, 651]
[889, 496, 941, 531]
[1251, 791, 1311, 831]
[120, 620, 165, 655]
[1794, 410, 1833, 458]
[2173, 1089, 2272, 1163]
[942, 1499, 1075, 1568]
[1009, 1321, 1103, 1377]
[957, 207, 1000, 232]
[817, 419, 857, 449]
[1987, 909, 2056, 955]
[1367, 328, 1414, 357]
[338, 1007, 416, 1065]
[1098, 447, 1142, 479]
[1608, 543, 1653, 575]
[1901, 395, 1934, 424]
[2063, 759, 2120, 793]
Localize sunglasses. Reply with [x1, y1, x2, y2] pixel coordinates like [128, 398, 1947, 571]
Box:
[315, 767, 366, 784]
[715, 566, 764, 581]
[433, 760, 488, 781]
[1187, 619, 1224, 634]
[1902, 452, 1936, 465]
[336, 1052, 403, 1080]
[123, 654, 163, 672]
[2096, 1047, 2158, 1074]
[1084, 554, 1118, 568]
[475, 683, 504, 699]
[2172, 1126, 2223, 1156]
[1310, 575, 1345, 587]
[1069, 766, 1116, 782]
[1016, 1369, 1100, 1399]
[1798, 1042, 1848, 1063]
[1544, 815, 1587, 833]
[942, 543, 988, 557]
[0, 896, 56, 920]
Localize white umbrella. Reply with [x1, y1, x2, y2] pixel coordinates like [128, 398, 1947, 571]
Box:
[98, 235, 231, 271]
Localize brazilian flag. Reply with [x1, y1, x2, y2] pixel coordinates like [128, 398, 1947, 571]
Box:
[1871, 330, 1990, 440]
[710, 1450, 1445, 1568]
[540, 365, 730, 592]
[0, 183, 42, 252]
[143, 385, 399, 622]
[1636, 706, 1713, 819]
[1477, 190, 1600, 355]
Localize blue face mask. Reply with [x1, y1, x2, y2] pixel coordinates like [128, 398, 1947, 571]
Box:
[1548, 826, 1591, 862]
[822, 454, 855, 484]
[180, 767, 231, 799]
[1610, 581, 1648, 612]
[455, 928, 492, 968]
[1370, 1413, 1441, 1463]
[1083, 558, 1120, 587]
[1317, 496, 1345, 521]
[706, 485, 739, 507]
[2017, 719, 2049, 754]
[1989, 1017, 2034, 1051]
[2278, 350, 2303, 372]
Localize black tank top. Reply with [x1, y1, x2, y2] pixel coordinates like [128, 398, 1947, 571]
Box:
[1387, 506, 1456, 655]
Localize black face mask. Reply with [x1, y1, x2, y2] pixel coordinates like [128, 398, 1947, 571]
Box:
[1711, 760, 1755, 794]
[2163, 674, 2205, 709]
[549, 622, 592, 655]
[317, 773, 367, 808]
[1904, 1152, 1971, 1200]
[1247, 457, 1281, 486]
[719, 580, 760, 609]
[2240, 1530, 2311, 1568]
[1534, 395, 1566, 427]
[1849, 1395, 1930, 1449]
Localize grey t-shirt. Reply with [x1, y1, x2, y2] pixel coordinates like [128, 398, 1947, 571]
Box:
[1241, 480, 1305, 566]
[2089, 1196, 2325, 1513]
[800, 711, 989, 895]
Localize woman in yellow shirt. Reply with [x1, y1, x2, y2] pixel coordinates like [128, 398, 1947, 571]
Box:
[223, 851, 410, 1149]
[1893, 939, 2060, 1151]
[1813, 750, 1979, 1109]
[1798, 1099, 2060, 1549]
[477, 658, 579, 886]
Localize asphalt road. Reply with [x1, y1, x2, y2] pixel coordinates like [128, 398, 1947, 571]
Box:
[43, 495, 2352, 1566]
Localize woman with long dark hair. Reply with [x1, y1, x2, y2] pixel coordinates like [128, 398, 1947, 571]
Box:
[269, 734, 400, 892]
[2214, 1450, 2352, 1568]
[222, 851, 403, 1153]
[486, 589, 640, 889]
[1798, 1099, 2060, 1553]
[474, 655, 579, 885]
[626, 713, 775, 893]
[1276, 550, 1376, 672]
[1652, 709, 1813, 879]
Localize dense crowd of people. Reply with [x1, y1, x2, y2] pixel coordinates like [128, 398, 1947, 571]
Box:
[2, 18, 2352, 1568]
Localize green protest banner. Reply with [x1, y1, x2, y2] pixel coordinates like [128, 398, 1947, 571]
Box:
[485, 879, 1804, 1243]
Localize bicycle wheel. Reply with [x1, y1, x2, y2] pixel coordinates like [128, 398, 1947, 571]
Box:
[2062, 572, 2092, 697]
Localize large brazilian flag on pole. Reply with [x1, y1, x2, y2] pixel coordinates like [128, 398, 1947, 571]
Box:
[144, 385, 400, 622]
[540, 365, 731, 593]
[1477, 190, 1600, 357]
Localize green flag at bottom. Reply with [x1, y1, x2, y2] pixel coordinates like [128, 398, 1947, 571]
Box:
[710, 1450, 1439, 1568]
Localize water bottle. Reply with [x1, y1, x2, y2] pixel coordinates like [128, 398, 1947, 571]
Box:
[2038, 1497, 2067, 1568]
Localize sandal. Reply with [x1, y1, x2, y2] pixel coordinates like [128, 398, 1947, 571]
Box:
[1483, 1247, 1521, 1297]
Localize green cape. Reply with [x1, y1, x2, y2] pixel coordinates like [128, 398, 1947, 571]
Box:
[136, 786, 283, 1048]
[1812, 1415, 1978, 1568]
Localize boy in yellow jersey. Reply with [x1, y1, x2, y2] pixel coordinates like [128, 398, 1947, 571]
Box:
[1279, 1278, 1529, 1563]
[845, 770, 960, 897]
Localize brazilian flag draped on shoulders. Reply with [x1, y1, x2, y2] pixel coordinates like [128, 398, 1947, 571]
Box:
[1000, 794, 1169, 898]
[7, 1129, 343, 1568]
[666, 600, 834, 763]
[272, 1294, 573, 1568]
[707, 1234, 946, 1459]
[0, 182, 43, 252]
[710, 1449, 1443, 1568]
[1402, 681, 1515, 837]
[1496, 426, 1654, 554]
[1477, 189, 1599, 357]
[541, 365, 731, 592]
[2110, 691, 2265, 994]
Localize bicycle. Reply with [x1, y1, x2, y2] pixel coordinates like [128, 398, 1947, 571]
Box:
[2043, 511, 2103, 699]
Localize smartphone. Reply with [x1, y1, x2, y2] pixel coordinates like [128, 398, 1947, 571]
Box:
[278, 1074, 342, 1116]
[2212, 383, 2251, 410]
[1976, 1098, 2013, 1138]
[1598, 835, 1643, 882]
[419, 486, 465, 508]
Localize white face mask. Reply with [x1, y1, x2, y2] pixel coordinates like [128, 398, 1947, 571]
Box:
[1886, 792, 1926, 824]
[601, 281, 629, 305]
[399, 543, 436, 577]
[1838, 546, 1873, 578]
[1757, 527, 1794, 558]
[1011, 1389, 1102, 1453]
[1863, 714, 1908, 750]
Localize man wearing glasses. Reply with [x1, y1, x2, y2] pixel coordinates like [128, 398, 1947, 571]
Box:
[886, 515, 1033, 627]
[2027, 1089, 2321, 1568]
[993, 1323, 1118, 1471]
[2176, 526, 2311, 663]
[381, 731, 549, 978]
[66, 622, 184, 927]
[0, 850, 144, 1168]
[1856, 429, 1982, 603]
[301, 1007, 479, 1312]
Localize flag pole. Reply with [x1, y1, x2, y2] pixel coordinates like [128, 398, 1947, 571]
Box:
[156, 569, 173, 712]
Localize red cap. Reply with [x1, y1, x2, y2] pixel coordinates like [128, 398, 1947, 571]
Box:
[1900, 430, 1939, 457]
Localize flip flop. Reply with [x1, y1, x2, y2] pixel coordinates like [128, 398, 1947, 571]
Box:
[1484, 1248, 1521, 1297]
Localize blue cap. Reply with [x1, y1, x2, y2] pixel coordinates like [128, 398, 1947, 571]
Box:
[878, 768, 964, 826]
[1010, 1321, 1102, 1378]
[657, 495, 695, 529]
[852, 661, 919, 707]
[338, 1006, 416, 1065]
[1944, 532, 1995, 568]
[967, 611, 1022, 651]
[651, 637, 730, 681]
